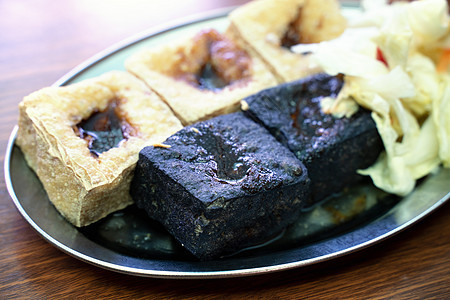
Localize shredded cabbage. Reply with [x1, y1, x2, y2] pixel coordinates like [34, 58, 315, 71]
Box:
[433, 74, 450, 166]
[292, 0, 450, 196]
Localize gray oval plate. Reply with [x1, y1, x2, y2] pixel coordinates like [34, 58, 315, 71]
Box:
[5, 6, 450, 279]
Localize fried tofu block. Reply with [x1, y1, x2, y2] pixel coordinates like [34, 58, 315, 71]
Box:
[131, 112, 310, 259]
[16, 71, 183, 227]
[125, 29, 277, 125]
[227, 0, 347, 82]
[243, 74, 383, 204]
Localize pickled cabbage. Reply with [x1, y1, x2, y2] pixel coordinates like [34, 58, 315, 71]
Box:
[293, 0, 450, 196]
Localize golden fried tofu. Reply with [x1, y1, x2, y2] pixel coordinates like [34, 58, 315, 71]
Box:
[228, 0, 347, 82]
[125, 29, 278, 125]
[16, 71, 183, 226]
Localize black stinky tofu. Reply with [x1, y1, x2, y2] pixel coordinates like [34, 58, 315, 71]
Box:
[243, 73, 383, 204]
[130, 112, 310, 260]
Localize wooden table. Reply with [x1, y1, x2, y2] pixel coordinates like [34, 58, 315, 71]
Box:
[1, 0, 449, 298]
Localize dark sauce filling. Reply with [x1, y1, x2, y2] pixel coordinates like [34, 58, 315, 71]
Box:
[174, 29, 252, 92]
[290, 75, 345, 137]
[196, 63, 228, 91]
[211, 138, 250, 182]
[194, 131, 251, 183]
[75, 99, 132, 156]
[291, 97, 337, 137]
[281, 8, 303, 50]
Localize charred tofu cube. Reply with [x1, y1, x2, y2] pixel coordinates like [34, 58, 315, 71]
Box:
[130, 112, 310, 259]
[243, 73, 383, 204]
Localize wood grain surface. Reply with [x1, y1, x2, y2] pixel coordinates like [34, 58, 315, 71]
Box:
[1, 1, 449, 299]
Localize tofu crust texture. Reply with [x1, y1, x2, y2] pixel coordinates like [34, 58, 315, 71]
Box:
[227, 0, 347, 82]
[125, 29, 278, 125]
[16, 71, 183, 226]
[243, 74, 383, 204]
[131, 112, 310, 259]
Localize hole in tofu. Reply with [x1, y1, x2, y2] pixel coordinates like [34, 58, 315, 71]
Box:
[281, 8, 304, 49]
[289, 75, 344, 137]
[174, 29, 252, 91]
[212, 139, 250, 182]
[281, 1, 344, 50]
[290, 96, 337, 137]
[194, 131, 251, 183]
[196, 62, 228, 91]
[74, 98, 136, 156]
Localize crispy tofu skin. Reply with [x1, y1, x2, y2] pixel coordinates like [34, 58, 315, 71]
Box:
[227, 0, 347, 82]
[125, 29, 277, 125]
[243, 74, 383, 204]
[131, 112, 310, 259]
[16, 71, 183, 226]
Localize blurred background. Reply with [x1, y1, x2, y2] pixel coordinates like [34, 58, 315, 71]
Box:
[0, 0, 249, 109]
[0, 0, 447, 136]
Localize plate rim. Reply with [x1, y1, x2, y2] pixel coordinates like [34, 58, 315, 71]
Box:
[52, 6, 235, 88]
[4, 4, 450, 279]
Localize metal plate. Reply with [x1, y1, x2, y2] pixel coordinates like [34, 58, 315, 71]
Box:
[5, 6, 450, 279]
